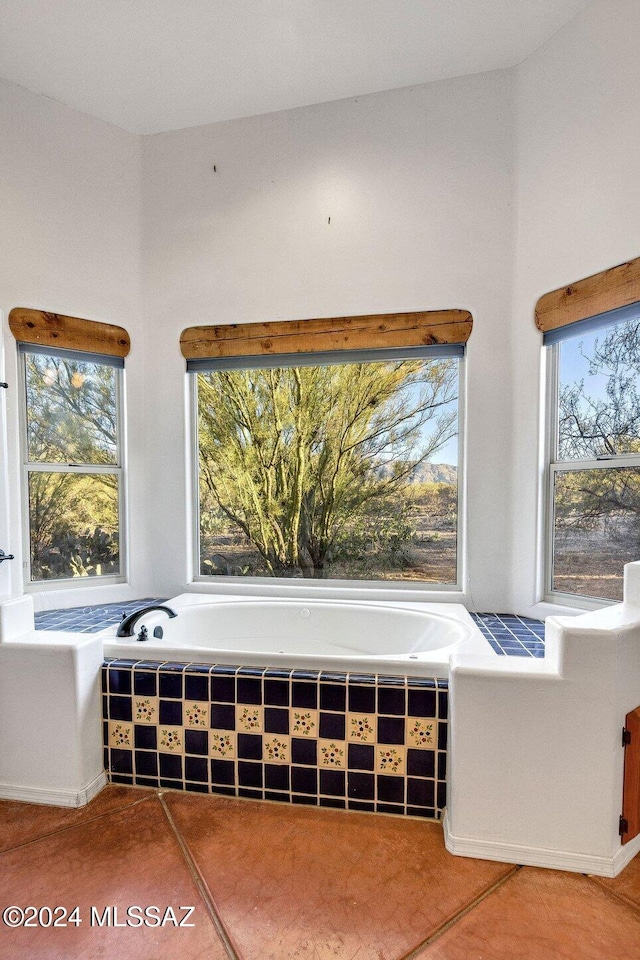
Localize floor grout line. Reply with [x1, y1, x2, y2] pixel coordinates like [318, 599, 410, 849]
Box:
[398, 865, 523, 960]
[158, 791, 241, 960]
[0, 789, 156, 857]
[585, 874, 640, 918]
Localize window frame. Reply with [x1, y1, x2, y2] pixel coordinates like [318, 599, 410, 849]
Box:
[18, 345, 127, 590]
[543, 328, 640, 607]
[189, 347, 466, 593]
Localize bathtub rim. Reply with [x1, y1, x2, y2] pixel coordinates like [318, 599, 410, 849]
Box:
[101, 592, 494, 678]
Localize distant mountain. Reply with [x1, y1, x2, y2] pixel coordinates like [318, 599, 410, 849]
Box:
[376, 461, 457, 484]
[411, 462, 457, 485]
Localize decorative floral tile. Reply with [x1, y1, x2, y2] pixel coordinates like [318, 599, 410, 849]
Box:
[406, 717, 436, 749]
[159, 726, 183, 753]
[236, 704, 263, 733]
[376, 746, 406, 776]
[263, 735, 290, 764]
[100, 659, 448, 819]
[318, 739, 346, 768]
[184, 701, 209, 728]
[210, 730, 236, 759]
[290, 709, 318, 737]
[109, 721, 132, 748]
[347, 713, 376, 743]
[133, 696, 158, 724]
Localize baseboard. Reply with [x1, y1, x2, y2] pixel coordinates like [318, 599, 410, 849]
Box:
[443, 810, 640, 878]
[611, 833, 640, 876]
[0, 771, 107, 808]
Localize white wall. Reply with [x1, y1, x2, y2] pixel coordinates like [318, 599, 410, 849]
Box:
[0, 78, 151, 606]
[142, 71, 517, 609]
[510, 0, 640, 615]
[2, 0, 639, 614]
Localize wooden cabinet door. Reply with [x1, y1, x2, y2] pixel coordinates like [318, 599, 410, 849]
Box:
[621, 707, 640, 844]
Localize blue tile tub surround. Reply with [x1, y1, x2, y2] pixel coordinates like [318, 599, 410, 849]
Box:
[35, 600, 544, 818]
[35, 600, 547, 657]
[469, 613, 546, 658]
[103, 660, 448, 819]
[34, 598, 167, 633]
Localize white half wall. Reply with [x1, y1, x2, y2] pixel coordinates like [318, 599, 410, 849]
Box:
[0, 596, 105, 805]
[446, 560, 640, 876]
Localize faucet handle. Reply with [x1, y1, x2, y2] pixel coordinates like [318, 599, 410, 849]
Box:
[137, 625, 149, 642]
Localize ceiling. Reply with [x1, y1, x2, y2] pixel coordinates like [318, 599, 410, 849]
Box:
[0, 0, 593, 135]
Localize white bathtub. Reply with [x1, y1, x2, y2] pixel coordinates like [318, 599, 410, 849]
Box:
[102, 593, 492, 678]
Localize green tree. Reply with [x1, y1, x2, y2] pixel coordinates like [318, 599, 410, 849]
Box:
[554, 468, 640, 533]
[26, 355, 117, 464]
[559, 318, 640, 460]
[556, 318, 640, 535]
[25, 355, 120, 579]
[198, 358, 458, 578]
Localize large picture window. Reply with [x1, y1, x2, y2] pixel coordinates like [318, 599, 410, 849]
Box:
[546, 311, 640, 602]
[21, 346, 124, 584]
[193, 351, 462, 585]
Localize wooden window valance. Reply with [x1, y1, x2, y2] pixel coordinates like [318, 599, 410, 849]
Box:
[180, 309, 473, 361]
[535, 257, 640, 335]
[8, 308, 130, 359]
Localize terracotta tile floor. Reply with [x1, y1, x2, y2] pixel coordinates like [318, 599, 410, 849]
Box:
[1, 786, 640, 959]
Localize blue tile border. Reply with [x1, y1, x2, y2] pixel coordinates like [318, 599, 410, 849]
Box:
[34, 598, 167, 633]
[470, 613, 546, 658]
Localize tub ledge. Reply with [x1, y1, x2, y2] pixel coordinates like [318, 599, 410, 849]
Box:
[0, 596, 105, 807]
[446, 561, 640, 877]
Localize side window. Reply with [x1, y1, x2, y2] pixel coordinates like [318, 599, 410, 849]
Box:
[21, 347, 124, 584]
[193, 353, 463, 586]
[546, 313, 640, 602]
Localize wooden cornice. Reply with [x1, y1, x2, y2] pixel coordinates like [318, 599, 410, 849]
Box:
[8, 307, 130, 358]
[180, 309, 473, 361]
[535, 257, 640, 334]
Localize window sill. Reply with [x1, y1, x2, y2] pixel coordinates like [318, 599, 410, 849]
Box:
[188, 575, 465, 606]
[528, 595, 615, 620]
